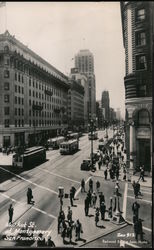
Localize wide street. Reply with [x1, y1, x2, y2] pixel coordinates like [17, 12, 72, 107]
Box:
[0, 129, 152, 248]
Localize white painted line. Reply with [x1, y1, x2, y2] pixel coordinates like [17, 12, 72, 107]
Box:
[0, 166, 58, 195]
[123, 182, 128, 219]
[0, 192, 57, 220]
[75, 176, 91, 197]
[128, 188, 152, 195]
[38, 168, 80, 184]
[31, 206, 57, 219]
[127, 195, 152, 204]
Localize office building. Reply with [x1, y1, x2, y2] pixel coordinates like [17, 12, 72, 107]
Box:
[0, 30, 70, 147]
[75, 49, 96, 121]
[120, 1, 153, 172]
[101, 91, 110, 122]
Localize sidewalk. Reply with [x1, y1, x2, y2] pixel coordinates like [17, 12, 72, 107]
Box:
[0, 153, 13, 166]
[41, 189, 127, 248]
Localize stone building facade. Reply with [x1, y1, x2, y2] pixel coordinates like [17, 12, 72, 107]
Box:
[0, 31, 70, 147]
[120, 1, 153, 172]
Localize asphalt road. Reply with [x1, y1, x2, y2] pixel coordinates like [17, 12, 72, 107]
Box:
[0, 128, 152, 248]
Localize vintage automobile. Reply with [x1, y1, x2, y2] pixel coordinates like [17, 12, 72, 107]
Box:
[80, 159, 91, 171]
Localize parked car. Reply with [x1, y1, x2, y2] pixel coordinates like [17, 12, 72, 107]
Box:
[80, 159, 91, 171]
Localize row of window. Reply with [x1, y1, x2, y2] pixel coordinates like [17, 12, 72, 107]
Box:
[4, 119, 62, 128]
[15, 96, 24, 105]
[15, 85, 24, 94]
[136, 8, 145, 23]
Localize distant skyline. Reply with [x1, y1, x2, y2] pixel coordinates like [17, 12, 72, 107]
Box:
[0, 2, 125, 118]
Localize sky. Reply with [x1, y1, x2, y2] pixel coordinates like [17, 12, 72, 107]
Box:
[0, 1, 125, 118]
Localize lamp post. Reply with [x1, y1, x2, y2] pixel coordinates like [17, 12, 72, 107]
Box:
[88, 119, 95, 169]
[58, 186, 64, 212]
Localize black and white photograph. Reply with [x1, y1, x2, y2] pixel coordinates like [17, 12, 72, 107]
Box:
[0, 1, 153, 248]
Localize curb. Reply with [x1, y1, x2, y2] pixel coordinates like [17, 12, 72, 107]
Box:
[78, 222, 128, 247]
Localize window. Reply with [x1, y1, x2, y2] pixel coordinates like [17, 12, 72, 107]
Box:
[18, 120, 20, 127]
[136, 8, 145, 22]
[22, 76, 24, 83]
[29, 120, 31, 126]
[22, 120, 24, 127]
[22, 98, 24, 105]
[18, 74, 20, 82]
[4, 119, 9, 127]
[4, 94, 9, 103]
[136, 55, 147, 70]
[137, 85, 147, 97]
[22, 87, 24, 94]
[4, 107, 9, 115]
[4, 56, 10, 65]
[4, 82, 9, 90]
[136, 31, 146, 46]
[138, 110, 149, 125]
[29, 78, 31, 86]
[4, 70, 9, 78]
[15, 96, 17, 104]
[29, 89, 31, 96]
[18, 86, 20, 93]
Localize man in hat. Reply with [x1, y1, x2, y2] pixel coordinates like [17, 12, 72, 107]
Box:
[100, 201, 106, 220]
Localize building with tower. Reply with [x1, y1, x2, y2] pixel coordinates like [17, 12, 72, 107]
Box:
[75, 49, 96, 121]
[101, 90, 110, 122]
[120, 1, 153, 173]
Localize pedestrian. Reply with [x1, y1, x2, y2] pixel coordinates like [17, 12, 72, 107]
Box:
[27, 187, 33, 204]
[136, 181, 142, 196]
[57, 210, 65, 234]
[134, 219, 143, 242]
[138, 166, 145, 182]
[8, 204, 14, 224]
[81, 178, 86, 193]
[75, 219, 83, 241]
[104, 168, 108, 180]
[123, 168, 127, 181]
[89, 178, 93, 193]
[91, 192, 97, 208]
[132, 181, 138, 198]
[67, 206, 73, 222]
[84, 196, 89, 216]
[96, 180, 100, 193]
[87, 190, 92, 207]
[71, 186, 76, 200]
[70, 188, 74, 207]
[132, 201, 140, 220]
[95, 207, 100, 226]
[67, 221, 73, 244]
[115, 168, 119, 181]
[100, 201, 106, 220]
[98, 159, 102, 170]
[99, 192, 105, 207]
[46, 236, 55, 247]
[61, 220, 67, 244]
[37, 233, 46, 247]
[114, 181, 120, 196]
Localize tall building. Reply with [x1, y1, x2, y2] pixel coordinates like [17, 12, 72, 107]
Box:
[101, 91, 110, 122]
[70, 68, 88, 129]
[120, 2, 153, 172]
[0, 31, 70, 147]
[110, 107, 116, 122]
[96, 101, 105, 129]
[67, 78, 84, 131]
[75, 49, 96, 121]
[116, 108, 121, 121]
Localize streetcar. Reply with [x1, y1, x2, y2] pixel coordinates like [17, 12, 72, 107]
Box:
[47, 136, 65, 149]
[59, 139, 79, 155]
[12, 146, 46, 168]
[67, 132, 79, 140]
[88, 131, 98, 140]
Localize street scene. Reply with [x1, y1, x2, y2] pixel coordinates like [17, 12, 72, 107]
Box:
[0, 1, 153, 249]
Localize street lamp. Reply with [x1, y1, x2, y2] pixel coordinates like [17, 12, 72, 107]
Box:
[58, 186, 64, 211]
[88, 119, 96, 170]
